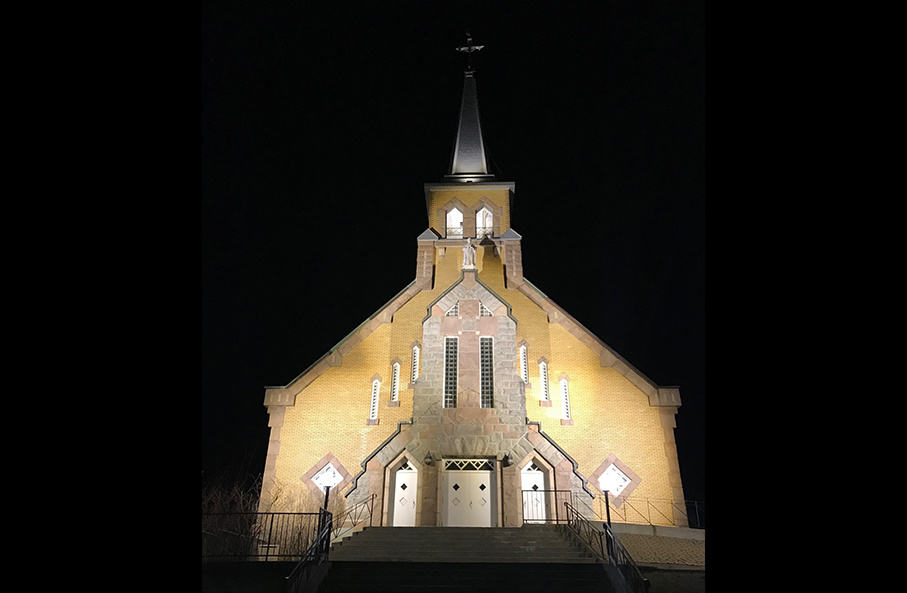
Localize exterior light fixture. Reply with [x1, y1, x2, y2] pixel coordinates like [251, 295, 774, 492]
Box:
[502, 454, 512, 467]
[424, 452, 433, 466]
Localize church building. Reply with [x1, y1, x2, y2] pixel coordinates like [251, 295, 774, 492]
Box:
[257, 38, 687, 529]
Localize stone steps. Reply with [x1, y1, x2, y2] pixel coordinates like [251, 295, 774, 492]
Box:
[316, 561, 614, 593]
[328, 525, 600, 564]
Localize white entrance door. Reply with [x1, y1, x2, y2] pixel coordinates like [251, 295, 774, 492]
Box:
[521, 463, 547, 523]
[442, 460, 495, 527]
[392, 461, 417, 527]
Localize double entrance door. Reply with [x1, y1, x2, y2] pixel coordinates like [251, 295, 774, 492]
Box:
[441, 459, 496, 527]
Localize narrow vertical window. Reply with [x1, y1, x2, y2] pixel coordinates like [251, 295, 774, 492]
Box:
[391, 363, 400, 402]
[446, 302, 459, 316]
[480, 337, 494, 408]
[480, 302, 492, 316]
[539, 362, 549, 401]
[560, 378, 571, 420]
[369, 380, 381, 420]
[411, 345, 420, 383]
[444, 337, 458, 408]
[519, 345, 528, 383]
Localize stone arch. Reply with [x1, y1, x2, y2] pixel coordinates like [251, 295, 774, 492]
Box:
[436, 197, 469, 238]
[383, 449, 425, 526]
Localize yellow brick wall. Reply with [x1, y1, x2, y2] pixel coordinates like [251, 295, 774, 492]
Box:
[428, 188, 511, 232]
[266, 190, 682, 513]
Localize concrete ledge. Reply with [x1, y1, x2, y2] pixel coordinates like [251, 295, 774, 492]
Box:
[611, 522, 705, 541]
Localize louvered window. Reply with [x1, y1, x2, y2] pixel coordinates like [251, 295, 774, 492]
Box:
[391, 363, 400, 402]
[519, 345, 528, 383]
[369, 380, 380, 420]
[560, 378, 571, 420]
[539, 362, 549, 401]
[411, 345, 420, 382]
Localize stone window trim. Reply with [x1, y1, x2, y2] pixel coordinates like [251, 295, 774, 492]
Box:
[587, 454, 642, 509]
[518, 340, 530, 385]
[435, 196, 504, 239]
[301, 452, 353, 496]
[437, 198, 469, 239]
[368, 374, 382, 423]
[538, 358, 551, 405]
[471, 196, 504, 238]
[389, 359, 402, 406]
[410, 341, 422, 386]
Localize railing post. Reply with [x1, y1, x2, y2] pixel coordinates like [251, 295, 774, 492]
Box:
[603, 490, 611, 527]
[267, 513, 275, 561]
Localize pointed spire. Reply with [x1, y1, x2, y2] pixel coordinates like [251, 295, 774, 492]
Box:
[446, 33, 494, 183]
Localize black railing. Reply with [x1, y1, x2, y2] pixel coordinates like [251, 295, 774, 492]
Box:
[331, 493, 376, 540]
[565, 502, 650, 593]
[201, 493, 376, 562]
[286, 508, 333, 593]
[593, 496, 706, 529]
[202, 512, 320, 561]
[521, 489, 572, 524]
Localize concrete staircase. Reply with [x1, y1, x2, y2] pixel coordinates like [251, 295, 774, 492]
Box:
[314, 525, 619, 592]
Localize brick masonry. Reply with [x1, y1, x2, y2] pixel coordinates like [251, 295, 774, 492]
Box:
[258, 183, 689, 533]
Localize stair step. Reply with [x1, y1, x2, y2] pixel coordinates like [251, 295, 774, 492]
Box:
[316, 562, 615, 593]
[325, 526, 600, 565]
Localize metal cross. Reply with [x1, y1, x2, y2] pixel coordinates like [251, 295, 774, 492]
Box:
[455, 32, 484, 70]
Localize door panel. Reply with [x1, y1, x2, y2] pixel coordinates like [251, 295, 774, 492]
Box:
[444, 470, 494, 527]
[393, 467, 417, 527]
[521, 464, 547, 523]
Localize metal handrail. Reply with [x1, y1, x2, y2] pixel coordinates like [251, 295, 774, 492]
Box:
[331, 493, 376, 540]
[564, 502, 650, 593]
[201, 511, 320, 561]
[521, 489, 572, 524]
[593, 496, 706, 529]
[286, 508, 333, 593]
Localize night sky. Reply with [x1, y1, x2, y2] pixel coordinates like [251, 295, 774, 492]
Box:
[202, 2, 705, 504]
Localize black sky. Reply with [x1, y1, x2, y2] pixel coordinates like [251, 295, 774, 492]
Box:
[202, 2, 705, 503]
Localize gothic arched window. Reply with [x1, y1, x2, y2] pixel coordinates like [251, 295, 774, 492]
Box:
[446, 208, 463, 238]
[476, 207, 493, 238]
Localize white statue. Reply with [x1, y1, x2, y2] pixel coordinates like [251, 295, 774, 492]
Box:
[463, 237, 476, 268]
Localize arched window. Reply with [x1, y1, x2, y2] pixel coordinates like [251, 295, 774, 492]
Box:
[560, 378, 571, 420]
[391, 363, 400, 402]
[411, 345, 420, 383]
[476, 207, 493, 238]
[446, 208, 463, 238]
[369, 379, 380, 420]
[539, 362, 549, 401]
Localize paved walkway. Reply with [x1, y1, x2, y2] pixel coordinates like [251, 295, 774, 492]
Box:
[617, 532, 705, 568]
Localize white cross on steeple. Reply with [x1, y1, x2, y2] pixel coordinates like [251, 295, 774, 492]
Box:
[455, 32, 484, 71]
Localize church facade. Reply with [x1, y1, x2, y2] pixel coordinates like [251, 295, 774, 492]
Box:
[257, 46, 687, 529]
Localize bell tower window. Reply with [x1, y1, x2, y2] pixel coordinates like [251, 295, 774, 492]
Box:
[446, 208, 463, 238]
[476, 207, 493, 238]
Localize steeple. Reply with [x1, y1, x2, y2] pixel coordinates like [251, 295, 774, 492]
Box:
[446, 33, 494, 183]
